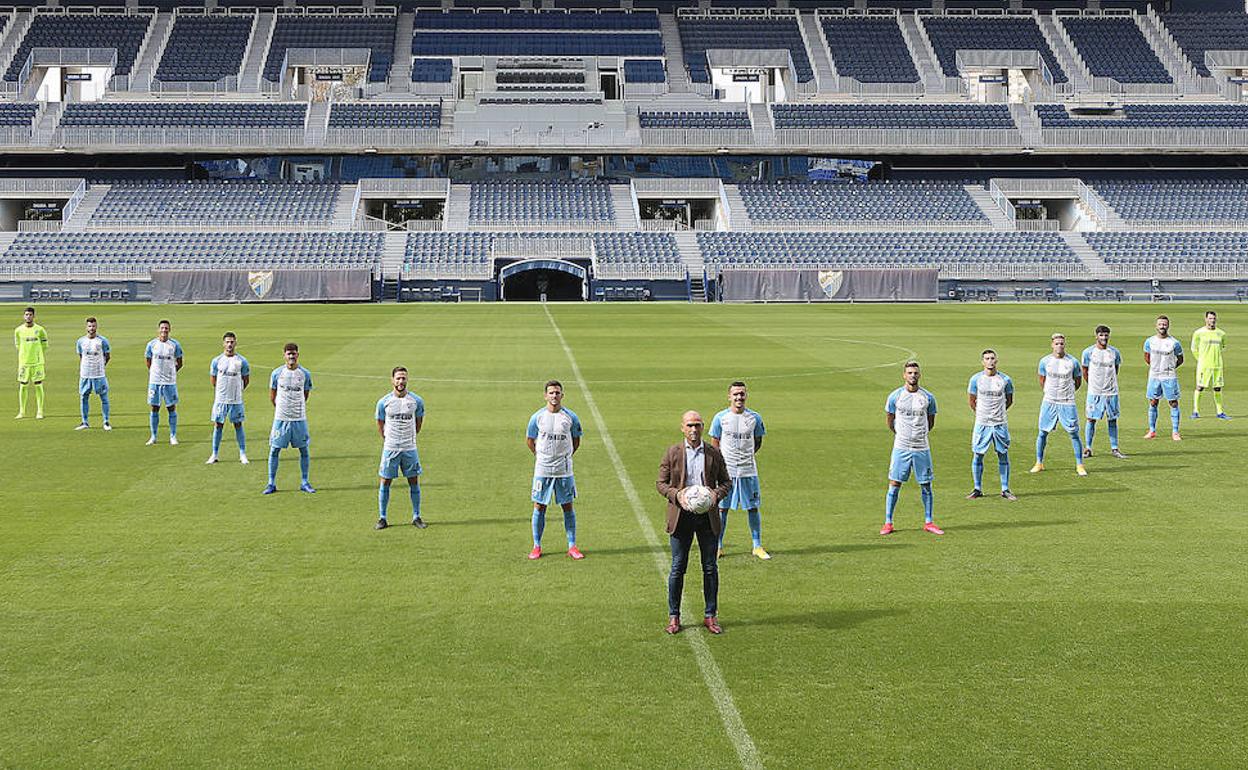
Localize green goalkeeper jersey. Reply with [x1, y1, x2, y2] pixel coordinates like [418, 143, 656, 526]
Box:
[14, 323, 48, 367]
[1191, 327, 1226, 369]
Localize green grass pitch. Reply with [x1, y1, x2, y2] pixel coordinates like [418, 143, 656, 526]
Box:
[2, 303, 1245, 768]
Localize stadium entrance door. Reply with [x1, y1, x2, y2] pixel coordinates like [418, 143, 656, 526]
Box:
[499, 259, 587, 301]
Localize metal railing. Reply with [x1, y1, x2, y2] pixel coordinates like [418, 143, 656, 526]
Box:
[0, 178, 84, 194]
[401, 264, 493, 280]
[632, 178, 721, 195]
[1075, 180, 1111, 224]
[1040, 126, 1248, 150]
[60, 178, 88, 224]
[771, 127, 1022, 149]
[471, 219, 614, 232]
[84, 219, 343, 232]
[594, 263, 685, 279]
[150, 77, 241, 95]
[1013, 219, 1061, 231]
[988, 179, 1017, 223]
[637, 128, 755, 147]
[991, 178, 1082, 195]
[1113, 219, 1248, 231]
[713, 262, 1089, 280]
[493, 234, 595, 258]
[746, 219, 995, 232]
[358, 178, 449, 195]
[322, 128, 442, 148]
[56, 127, 308, 148]
[17, 219, 63, 232]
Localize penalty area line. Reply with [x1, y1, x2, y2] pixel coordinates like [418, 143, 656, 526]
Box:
[542, 304, 764, 770]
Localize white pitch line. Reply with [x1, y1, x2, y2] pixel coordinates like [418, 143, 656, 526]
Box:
[542, 304, 764, 770]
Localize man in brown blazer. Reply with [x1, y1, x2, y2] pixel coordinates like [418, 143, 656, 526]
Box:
[657, 410, 732, 635]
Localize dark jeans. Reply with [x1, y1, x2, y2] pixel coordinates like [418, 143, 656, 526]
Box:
[667, 510, 719, 618]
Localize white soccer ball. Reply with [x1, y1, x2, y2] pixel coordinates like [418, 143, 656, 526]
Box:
[682, 485, 715, 515]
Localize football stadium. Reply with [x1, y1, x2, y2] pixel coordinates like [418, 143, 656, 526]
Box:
[2, 0, 1247, 766]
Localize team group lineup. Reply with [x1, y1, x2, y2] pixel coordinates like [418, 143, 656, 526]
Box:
[9, 306, 1232, 633]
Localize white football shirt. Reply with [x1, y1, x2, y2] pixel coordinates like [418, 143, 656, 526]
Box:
[270, 365, 312, 421]
[1038, 354, 1080, 405]
[376, 391, 425, 452]
[1081, 345, 1121, 397]
[211, 353, 250, 405]
[527, 407, 583, 478]
[76, 335, 109, 379]
[968, 371, 1013, 427]
[709, 407, 765, 479]
[886, 386, 937, 451]
[1144, 335, 1183, 381]
[145, 338, 183, 385]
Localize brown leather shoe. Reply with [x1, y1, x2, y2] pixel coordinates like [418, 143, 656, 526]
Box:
[703, 616, 722, 635]
[665, 616, 681, 635]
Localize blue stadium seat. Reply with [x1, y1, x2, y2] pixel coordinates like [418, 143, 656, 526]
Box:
[5, 13, 152, 81]
[920, 15, 1067, 83]
[328, 103, 441, 129]
[91, 181, 339, 224]
[677, 14, 814, 83]
[771, 103, 1014, 129]
[819, 15, 919, 84]
[739, 181, 988, 223]
[1159, 12, 1248, 78]
[264, 14, 397, 83]
[1059, 16, 1171, 84]
[156, 14, 254, 83]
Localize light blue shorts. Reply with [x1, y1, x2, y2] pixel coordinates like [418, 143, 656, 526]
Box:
[270, 419, 310, 450]
[1147, 378, 1181, 402]
[532, 476, 577, 506]
[1039, 401, 1079, 434]
[1085, 394, 1120, 421]
[380, 449, 422, 479]
[889, 448, 933, 485]
[720, 476, 761, 511]
[971, 423, 1010, 454]
[79, 377, 108, 396]
[212, 402, 245, 424]
[147, 384, 178, 406]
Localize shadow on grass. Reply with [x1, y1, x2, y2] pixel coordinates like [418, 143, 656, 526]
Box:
[587, 544, 667, 557]
[730, 607, 907, 631]
[743, 542, 914, 558]
[950, 518, 1078, 532]
[426, 517, 518, 527]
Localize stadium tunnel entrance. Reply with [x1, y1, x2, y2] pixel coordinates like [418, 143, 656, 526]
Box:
[499, 259, 587, 301]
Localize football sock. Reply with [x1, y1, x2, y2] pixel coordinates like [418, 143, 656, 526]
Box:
[168, 410, 178, 438]
[100, 393, 110, 423]
[884, 486, 899, 524]
[747, 509, 762, 549]
[531, 506, 545, 546]
[1193, 390, 1203, 413]
[378, 483, 390, 519]
[920, 483, 934, 523]
[1214, 391, 1225, 413]
[267, 448, 280, 485]
[409, 483, 421, 519]
[1070, 431, 1083, 463]
[971, 453, 985, 491]
[149, 411, 159, 437]
[1170, 406, 1181, 433]
[1035, 431, 1048, 462]
[998, 453, 1010, 491]
[17, 383, 27, 414]
[1108, 420, 1119, 449]
[234, 424, 246, 452]
[563, 507, 576, 547]
[298, 447, 310, 483]
[212, 425, 223, 455]
[34, 384, 43, 414]
[717, 509, 729, 548]
[1085, 420, 1096, 449]
[80, 392, 90, 424]
[1148, 403, 1159, 431]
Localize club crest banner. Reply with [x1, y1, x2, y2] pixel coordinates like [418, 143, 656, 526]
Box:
[152, 270, 371, 303]
[719, 269, 938, 302]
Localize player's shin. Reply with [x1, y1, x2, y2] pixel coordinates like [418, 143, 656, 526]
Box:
[34, 383, 43, 414]
[1085, 420, 1096, 449]
[884, 486, 899, 524]
[971, 453, 985, 491]
[168, 410, 178, 438]
[717, 509, 728, 548]
[998, 453, 1010, 491]
[378, 483, 390, 519]
[409, 482, 420, 519]
[531, 506, 546, 546]
[1170, 405, 1181, 433]
[298, 447, 310, 483]
[80, 392, 90, 424]
[919, 483, 934, 523]
[17, 383, 27, 415]
[1148, 403, 1159, 431]
[234, 424, 245, 452]
[100, 393, 110, 423]
[1035, 431, 1048, 462]
[747, 509, 762, 548]
[1107, 419, 1119, 449]
[1069, 431, 1083, 463]
[212, 425, 223, 455]
[149, 411, 160, 438]
[563, 508, 576, 547]
[267, 448, 280, 485]
[1214, 391, 1225, 414]
[1193, 389, 1203, 413]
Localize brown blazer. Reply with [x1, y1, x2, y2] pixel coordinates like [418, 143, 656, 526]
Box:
[656, 441, 732, 536]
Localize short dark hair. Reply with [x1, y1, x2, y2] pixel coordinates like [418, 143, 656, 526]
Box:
[904, 361, 920, 370]
[284, 342, 298, 353]
[23, 306, 34, 314]
[1095, 325, 1110, 335]
[158, 319, 171, 327]
[981, 348, 996, 357]
[223, 331, 236, 340]
[392, 366, 407, 376]
[1157, 315, 1169, 322]
[85, 316, 97, 324]
[1206, 310, 1217, 317]
[545, 379, 562, 391]
[729, 381, 747, 390]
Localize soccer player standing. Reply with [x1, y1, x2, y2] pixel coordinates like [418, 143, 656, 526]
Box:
[374, 366, 426, 530]
[526, 379, 584, 560]
[882, 361, 943, 536]
[144, 320, 183, 445]
[1144, 315, 1184, 441]
[264, 343, 314, 494]
[1191, 310, 1228, 420]
[14, 306, 48, 419]
[207, 332, 250, 465]
[708, 381, 770, 559]
[966, 349, 1016, 500]
[75, 316, 111, 430]
[1032, 334, 1087, 476]
[1081, 325, 1126, 459]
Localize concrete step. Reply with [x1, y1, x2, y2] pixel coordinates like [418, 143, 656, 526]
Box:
[898, 13, 941, 83]
[64, 185, 111, 231]
[964, 185, 1015, 231]
[798, 12, 837, 94]
[387, 11, 415, 88]
[1061, 231, 1113, 279]
[1036, 14, 1092, 92]
[332, 184, 358, 229]
[610, 184, 639, 230]
[721, 184, 750, 230]
[129, 11, 173, 91]
[382, 231, 408, 277]
[443, 184, 470, 231]
[239, 11, 276, 92]
[659, 14, 692, 93]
